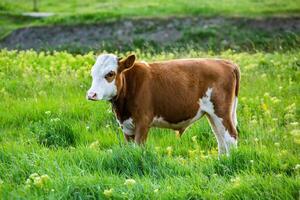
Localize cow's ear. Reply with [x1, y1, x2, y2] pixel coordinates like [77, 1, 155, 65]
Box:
[118, 54, 136, 72]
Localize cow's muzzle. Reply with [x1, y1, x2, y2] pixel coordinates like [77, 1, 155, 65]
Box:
[87, 92, 98, 101]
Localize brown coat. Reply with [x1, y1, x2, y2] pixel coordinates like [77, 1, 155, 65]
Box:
[110, 55, 240, 155]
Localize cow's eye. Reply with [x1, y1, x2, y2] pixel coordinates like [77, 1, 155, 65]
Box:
[105, 71, 115, 79]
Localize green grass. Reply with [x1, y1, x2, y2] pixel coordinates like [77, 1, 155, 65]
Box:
[2, 0, 300, 16]
[1, 0, 300, 39]
[0, 49, 299, 199]
[0, 1, 299, 198]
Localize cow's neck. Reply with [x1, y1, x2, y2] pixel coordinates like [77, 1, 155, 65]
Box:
[110, 73, 131, 122]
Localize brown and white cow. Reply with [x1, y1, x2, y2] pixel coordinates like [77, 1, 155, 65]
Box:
[87, 54, 240, 155]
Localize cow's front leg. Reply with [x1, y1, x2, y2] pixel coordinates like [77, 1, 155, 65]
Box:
[134, 123, 150, 145]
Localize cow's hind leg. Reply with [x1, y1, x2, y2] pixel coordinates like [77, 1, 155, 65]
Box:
[231, 97, 238, 127]
[206, 114, 237, 156]
[200, 88, 237, 156]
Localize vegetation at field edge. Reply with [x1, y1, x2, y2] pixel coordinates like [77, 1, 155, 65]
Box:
[1, 0, 300, 39]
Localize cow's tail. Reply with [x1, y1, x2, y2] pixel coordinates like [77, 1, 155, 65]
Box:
[232, 64, 240, 129]
[234, 64, 240, 97]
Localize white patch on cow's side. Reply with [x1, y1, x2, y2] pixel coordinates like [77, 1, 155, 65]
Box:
[200, 88, 237, 156]
[232, 97, 238, 127]
[87, 54, 118, 100]
[151, 103, 204, 131]
[199, 88, 214, 114]
[122, 118, 135, 136]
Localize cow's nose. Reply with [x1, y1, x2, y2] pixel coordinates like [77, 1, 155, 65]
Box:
[87, 92, 97, 100]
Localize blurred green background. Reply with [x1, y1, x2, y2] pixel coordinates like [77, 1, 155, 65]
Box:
[0, 0, 299, 53]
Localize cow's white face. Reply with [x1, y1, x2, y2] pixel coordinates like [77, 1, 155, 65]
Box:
[87, 54, 118, 101]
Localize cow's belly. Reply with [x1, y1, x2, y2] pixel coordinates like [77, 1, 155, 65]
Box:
[151, 117, 192, 129]
[118, 103, 205, 135]
[151, 110, 205, 130]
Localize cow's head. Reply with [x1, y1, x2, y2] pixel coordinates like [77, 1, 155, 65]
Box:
[87, 53, 136, 101]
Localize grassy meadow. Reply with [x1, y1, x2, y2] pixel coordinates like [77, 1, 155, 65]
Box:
[0, 0, 300, 199]
[0, 49, 299, 199]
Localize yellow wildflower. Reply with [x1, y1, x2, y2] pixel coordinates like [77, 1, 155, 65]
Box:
[103, 188, 113, 197]
[40, 174, 50, 182]
[210, 148, 218, 156]
[29, 173, 39, 179]
[261, 103, 268, 111]
[166, 146, 173, 156]
[290, 122, 299, 127]
[89, 140, 99, 149]
[176, 156, 186, 165]
[279, 150, 288, 156]
[290, 129, 300, 137]
[276, 174, 282, 178]
[124, 179, 136, 186]
[191, 136, 197, 143]
[106, 149, 113, 153]
[230, 176, 241, 187]
[294, 138, 300, 145]
[250, 119, 257, 125]
[25, 178, 31, 185]
[27, 173, 50, 188]
[33, 177, 43, 187]
[45, 111, 51, 115]
[271, 97, 281, 104]
[263, 92, 270, 97]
